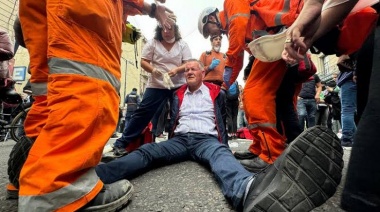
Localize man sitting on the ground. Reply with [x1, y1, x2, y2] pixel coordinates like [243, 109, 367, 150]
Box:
[96, 59, 344, 211]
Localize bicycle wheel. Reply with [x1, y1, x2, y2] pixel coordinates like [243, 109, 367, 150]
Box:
[10, 107, 30, 142]
[8, 136, 34, 188]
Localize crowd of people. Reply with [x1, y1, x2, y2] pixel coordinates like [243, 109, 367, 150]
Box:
[1, 0, 379, 211]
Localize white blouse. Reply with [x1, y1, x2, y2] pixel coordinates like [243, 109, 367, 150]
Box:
[142, 39, 192, 89]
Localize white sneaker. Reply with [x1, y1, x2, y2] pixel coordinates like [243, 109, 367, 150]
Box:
[103, 144, 114, 154]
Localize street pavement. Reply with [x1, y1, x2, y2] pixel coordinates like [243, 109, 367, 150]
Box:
[0, 136, 351, 212]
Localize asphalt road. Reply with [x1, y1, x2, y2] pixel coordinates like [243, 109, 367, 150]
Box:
[0, 137, 351, 212]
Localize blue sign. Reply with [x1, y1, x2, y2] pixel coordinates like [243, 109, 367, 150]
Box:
[13, 66, 26, 81]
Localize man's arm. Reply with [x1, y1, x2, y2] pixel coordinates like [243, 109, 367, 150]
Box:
[123, 0, 174, 32]
[223, 0, 250, 86]
[283, 0, 358, 61]
[315, 81, 322, 103]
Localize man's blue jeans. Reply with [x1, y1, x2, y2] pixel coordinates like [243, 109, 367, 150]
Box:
[340, 80, 357, 143]
[114, 88, 175, 148]
[96, 133, 253, 209]
[297, 98, 317, 129]
[237, 109, 247, 129]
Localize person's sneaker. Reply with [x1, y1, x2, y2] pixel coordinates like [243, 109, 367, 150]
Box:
[80, 179, 133, 211]
[113, 146, 128, 157]
[243, 126, 344, 212]
[240, 157, 270, 173]
[6, 183, 18, 199]
[233, 151, 258, 160]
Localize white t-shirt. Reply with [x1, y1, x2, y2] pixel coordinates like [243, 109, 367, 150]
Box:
[142, 39, 192, 89]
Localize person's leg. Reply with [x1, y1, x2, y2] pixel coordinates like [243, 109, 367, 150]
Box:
[114, 88, 172, 148]
[320, 106, 329, 128]
[152, 100, 168, 137]
[231, 99, 239, 134]
[19, 0, 49, 140]
[276, 68, 302, 143]
[245, 60, 287, 164]
[97, 135, 189, 183]
[297, 99, 307, 130]
[19, 0, 126, 210]
[226, 99, 233, 135]
[189, 134, 253, 209]
[356, 28, 374, 121]
[340, 80, 357, 145]
[341, 25, 380, 211]
[237, 109, 244, 129]
[306, 99, 317, 128]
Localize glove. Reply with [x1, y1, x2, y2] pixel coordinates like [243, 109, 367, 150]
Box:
[152, 68, 163, 78]
[122, 22, 141, 44]
[208, 58, 220, 70]
[223, 66, 233, 88]
[163, 73, 174, 89]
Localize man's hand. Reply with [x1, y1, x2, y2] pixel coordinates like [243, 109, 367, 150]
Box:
[282, 0, 324, 63]
[315, 95, 320, 103]
[208, 58, 220, 70]
[168, 68, 178, 77]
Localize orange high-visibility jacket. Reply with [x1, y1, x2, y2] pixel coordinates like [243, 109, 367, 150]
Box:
[220, 0, 303, 85]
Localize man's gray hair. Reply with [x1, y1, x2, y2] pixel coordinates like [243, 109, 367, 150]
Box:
[186, 59, 204, 70]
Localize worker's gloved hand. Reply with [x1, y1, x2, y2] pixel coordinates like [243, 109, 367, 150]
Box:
[208, 58, 220, 70]
[122, 22, 141, 44]
[223, 66, 233, 88]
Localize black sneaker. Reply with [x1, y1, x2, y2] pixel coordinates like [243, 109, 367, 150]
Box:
[243, 126, 344, 212]
[113, 146, 128, 157]
[80, 179, 133, 211]
[240, 157, 270, 173]
[234, 151, 258, 160]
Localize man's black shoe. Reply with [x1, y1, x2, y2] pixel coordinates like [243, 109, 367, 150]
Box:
[80, 179, 133, 211]
[243, 126, 344, 212]
[240, 157, 269, 173]
[113, 146, 128, 157]
[234, 151, 258, 160]
[341, 141, 353, 147]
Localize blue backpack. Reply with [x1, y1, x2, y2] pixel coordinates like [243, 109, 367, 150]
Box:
[226, 82, 240, 100]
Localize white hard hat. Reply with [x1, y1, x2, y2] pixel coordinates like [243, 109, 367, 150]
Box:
[198, 7, 219, 39]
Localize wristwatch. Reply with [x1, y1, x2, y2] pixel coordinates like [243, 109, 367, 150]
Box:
[149, 3, 156, 18]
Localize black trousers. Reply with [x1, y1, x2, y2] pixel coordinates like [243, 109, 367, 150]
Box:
[341, 25, 380, 211]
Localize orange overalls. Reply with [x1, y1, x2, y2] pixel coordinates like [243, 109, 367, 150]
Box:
[18, 0, 143, 211]
[199, 50, 227, 85]
[221, 0, 303, 164]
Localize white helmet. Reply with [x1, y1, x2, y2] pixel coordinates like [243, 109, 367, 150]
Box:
[198, 7, 219, 39]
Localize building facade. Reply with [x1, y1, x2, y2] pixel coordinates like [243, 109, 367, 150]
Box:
[311, 53, 339, 83]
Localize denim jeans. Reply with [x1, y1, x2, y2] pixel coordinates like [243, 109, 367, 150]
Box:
[114, 88, 176, 148]
[297, 98, 317, 129]
[96, 133, 253, 209]
[340, 80, 357, 143]
[237, 109, 247, 129]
